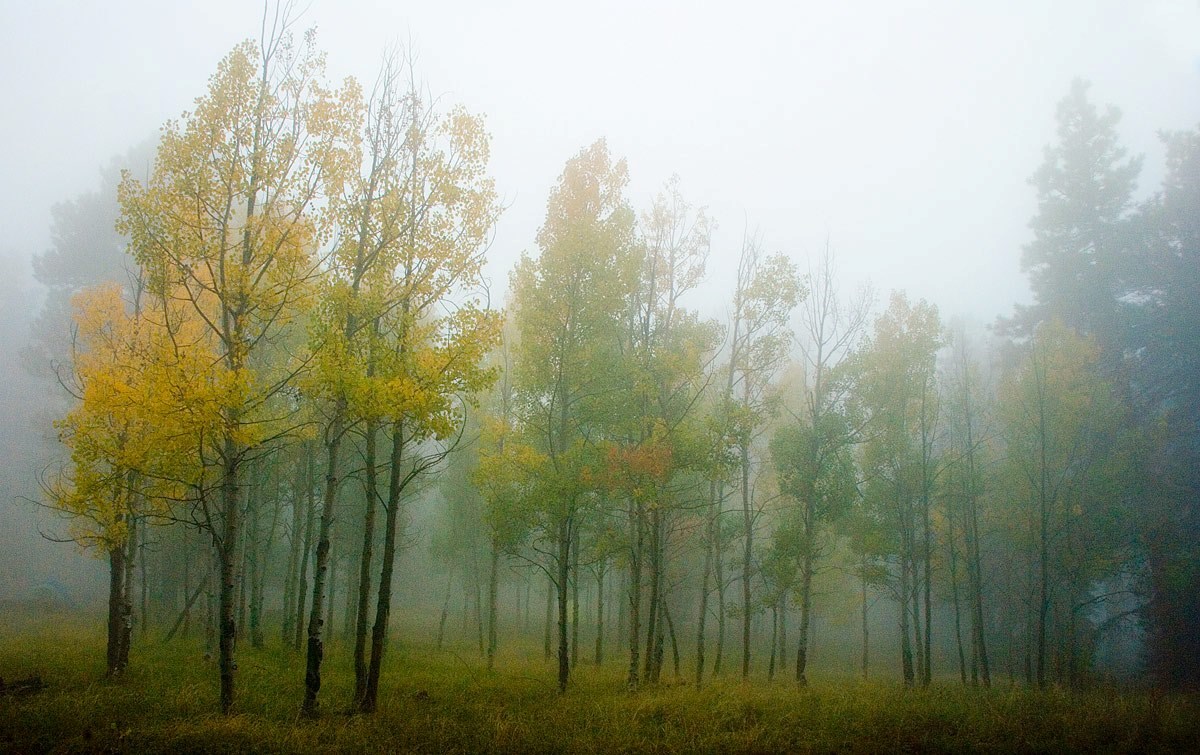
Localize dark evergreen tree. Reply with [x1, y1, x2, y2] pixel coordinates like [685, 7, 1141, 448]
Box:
[1002, 79, 1141, 347]
[27, 141, 154, 382]
[1127, 126, 1200, 689]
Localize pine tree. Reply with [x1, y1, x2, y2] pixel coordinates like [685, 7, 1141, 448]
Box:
[1004, 79, 1141, 347]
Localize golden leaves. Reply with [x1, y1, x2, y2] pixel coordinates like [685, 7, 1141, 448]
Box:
[51, 284, 222, 547]
[59, 33, 504, 552]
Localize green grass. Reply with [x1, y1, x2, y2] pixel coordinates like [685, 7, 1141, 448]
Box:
[1, 609, 1197, 753]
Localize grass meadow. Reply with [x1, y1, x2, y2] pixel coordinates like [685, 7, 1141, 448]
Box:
[1, 606, 1197, 753]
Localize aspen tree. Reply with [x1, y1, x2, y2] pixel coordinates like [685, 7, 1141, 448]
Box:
[118, 21, 359, 711]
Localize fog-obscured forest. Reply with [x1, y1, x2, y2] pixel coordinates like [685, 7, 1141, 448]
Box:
[1, 3, 1198, 745]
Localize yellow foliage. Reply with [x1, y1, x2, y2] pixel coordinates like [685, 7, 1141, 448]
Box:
[50, 284, 220, 550]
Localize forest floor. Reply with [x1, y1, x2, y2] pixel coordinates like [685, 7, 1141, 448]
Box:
[1, 606, 1197, 754]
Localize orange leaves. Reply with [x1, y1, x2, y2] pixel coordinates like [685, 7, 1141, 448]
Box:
[615, 443, 673, 481]
[600, 440, 674, 501]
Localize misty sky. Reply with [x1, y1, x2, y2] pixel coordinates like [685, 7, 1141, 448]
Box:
[2, 0, 1199, 323]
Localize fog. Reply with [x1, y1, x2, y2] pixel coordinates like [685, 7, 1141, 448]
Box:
[4, 1, 1199, 321]
[0, 0, 1198, 713]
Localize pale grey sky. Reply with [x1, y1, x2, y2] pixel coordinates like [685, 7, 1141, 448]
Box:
[1, 0, 1198, 324]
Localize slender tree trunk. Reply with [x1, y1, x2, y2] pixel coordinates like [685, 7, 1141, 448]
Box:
[164, 566, 211, 643]
[616, 567, 627, 655]
[971, 634, 979, 686]
[791, 442, 817, 693]
[900, 547, 915, 687]
[779, 595, 788, 673]
[627, 500, 644, 689]
[245, 485, 263, 649]
[643, 503, 660, 682]
[353, 417, 379, 703]
[544, 573, 553, 660]
[740, 440, 753, 680]
[473, 547, 485, 657]
[715, 529, 727, 676]
[461, 566, 471, 635]
[360, 418, 408, 713]
[719, 271, 744, 682]
[326, 546, 338, 648]
[960, 356, 991, 687]
[954, 590, 968, 687]
[968, 503, 990, 686]
[949, 504, 968, 686]
[118, 514, 136, 671]
[218, 437, 242, 714]
[487, 538, 500, 670]
[921, 385, 935, 688]
[437, 570, 453, 650]
[695, 480, 715, 686]
[796, 547, 816, 681]
[205, 545, 217, 660]
[251, 488, 279, 651]
[861, 558, 870, 680]
[1025, 566, 1036, 686]
[1036, 368, 1050, 690]
[238, 483, 253, 639]
[460, 561, 469, 637]
[570, 525, 580, 669]
[524, 574, 531, 633]
[283, 460, 304, 645]
[768, 603, 778, 681]
[1037, 495, 1050, 690]
[240, 532, 249, 638]
[557, 516, 571, 694]
[651, 591, 666, 684]
[294, 449, 317, 651]
[1009, 624, 1019, 684]
[663, 599, 681, 680]
[922, 495, 933, 687]
[106, 541, 127, 677]
[182, 542, 192, 640]
[139, 524, 149, 638]
[265, 486, 283, 645]
[1067, 604, 1078, 688]
[594, 560, 605, 666]
[302, 408, 346, 717]
[343, 558, 357, 640]
[911, 544, 925, 686]
[655, 512, 670, 683]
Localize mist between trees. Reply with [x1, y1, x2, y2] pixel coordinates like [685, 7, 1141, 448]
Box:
[17, 8, 1200, 717]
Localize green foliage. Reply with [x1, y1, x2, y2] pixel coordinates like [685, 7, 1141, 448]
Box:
[772, 413, 858, 525]
[728, 243, 804, 410]
[506, 140, 642, 560]
[850, 292, 942, 559]
[997, 320, 1134, 586]
[512, 139, 638, 457]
